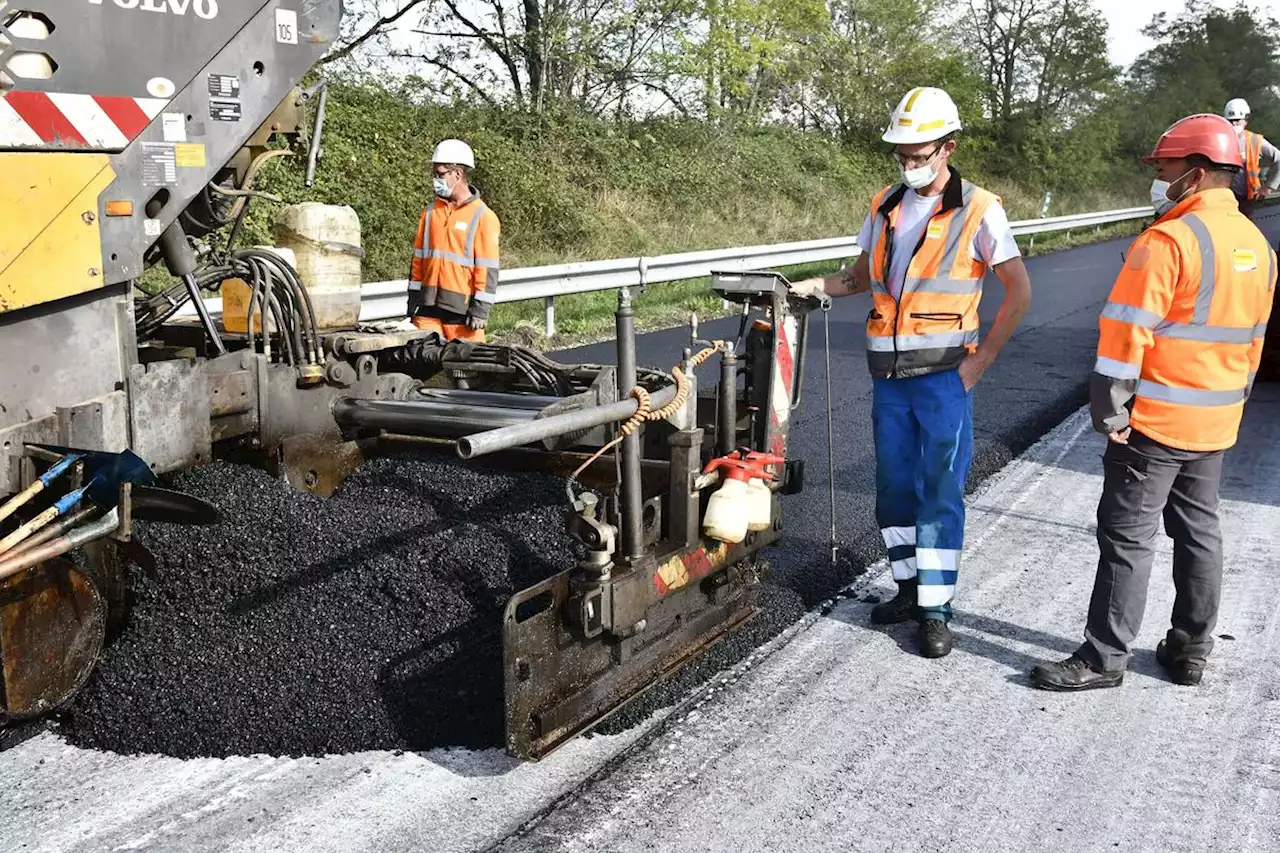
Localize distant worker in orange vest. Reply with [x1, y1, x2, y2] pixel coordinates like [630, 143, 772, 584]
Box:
[1223, 98, 1280, 219]
[791, 87, 1032, 659]
[407, 139, 501, 342]
[1032, 114, 1276, 692]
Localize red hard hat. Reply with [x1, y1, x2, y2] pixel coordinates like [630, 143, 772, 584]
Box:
[1144, 114, 1243, 168]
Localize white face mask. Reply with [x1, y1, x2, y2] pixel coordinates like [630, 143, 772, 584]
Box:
[1149, 168, 1196, 216]
[898, 146, 943, 190]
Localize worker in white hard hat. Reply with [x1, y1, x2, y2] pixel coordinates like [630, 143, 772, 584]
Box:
[1223, 98, 1280, 218]
[407, 139, 501, 342]
[790, 87, 1031, 658]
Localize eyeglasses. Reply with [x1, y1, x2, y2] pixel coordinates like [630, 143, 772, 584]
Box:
[893, 144, 944, 169]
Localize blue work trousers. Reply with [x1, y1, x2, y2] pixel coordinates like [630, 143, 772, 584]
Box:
[872, 368, 974, 619]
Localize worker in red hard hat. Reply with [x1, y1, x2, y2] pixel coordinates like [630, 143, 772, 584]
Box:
[1032, 114, 1276, 692]
[1223, 98, 1280, 219]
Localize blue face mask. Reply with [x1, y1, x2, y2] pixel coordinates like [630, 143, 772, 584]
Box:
[433, 175, 453, 198]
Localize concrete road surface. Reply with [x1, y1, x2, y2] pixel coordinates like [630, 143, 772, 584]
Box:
[500, 391, 1280, 853]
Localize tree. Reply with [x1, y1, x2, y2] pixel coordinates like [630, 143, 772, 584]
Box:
[957, 0, 1114, 130]
[1123, 1, 1280, 158]
[802, 0, 981, 143]
[675, 0, 829, 121]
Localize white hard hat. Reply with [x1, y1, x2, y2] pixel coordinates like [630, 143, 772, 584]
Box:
[883, 87, 963, 145]
[1224, 98, 1251, 121]
[432, 139, 475, 168]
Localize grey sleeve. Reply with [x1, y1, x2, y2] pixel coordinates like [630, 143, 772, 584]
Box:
[1263, 138, 1280, 190]
[1089, 373, 1134, 435]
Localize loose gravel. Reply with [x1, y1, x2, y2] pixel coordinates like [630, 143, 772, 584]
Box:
[62, 454, 582, 758]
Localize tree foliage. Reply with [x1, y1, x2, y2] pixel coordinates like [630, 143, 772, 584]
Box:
[305, 1, 1276, 208]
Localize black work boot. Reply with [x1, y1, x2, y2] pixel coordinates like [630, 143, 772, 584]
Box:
[1030, 655, 1124, 691]
[871, 580, 919, 625]
[1157, 630, 1205, 686]
[919, 616, 952, 658]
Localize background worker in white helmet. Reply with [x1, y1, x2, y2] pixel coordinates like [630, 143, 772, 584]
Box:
[406, 139, 501, 342]
[1223, 98, 1280, 219]
[790, 87, 1031, 658]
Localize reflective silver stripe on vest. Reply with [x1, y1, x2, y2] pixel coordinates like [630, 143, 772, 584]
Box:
[1181, 213, 1216, 324]
[1135, 380, 1245, 407]
[866, 329, 979, 352]
[1152, 321, 1256, 344]
[1258, 321, 1269, 339]
[471, 290, 497, 303]
[1094, 355, 1141, 380]
[408, 280, 422, 291]
[413, 248, 425, 259]
[1100, 301, 1162, 328]
[464, 203, 487, 260]
[425, 248, 477, 267]
[867, 189, 892, 290]
[905, 275, 983, 295]
[1268, 247, 1276, 291]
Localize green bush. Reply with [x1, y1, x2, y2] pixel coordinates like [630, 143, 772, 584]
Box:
[232, 80, 1144, 289]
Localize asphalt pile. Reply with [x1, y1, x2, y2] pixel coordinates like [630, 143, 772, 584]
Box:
[63, 454, 581, 758]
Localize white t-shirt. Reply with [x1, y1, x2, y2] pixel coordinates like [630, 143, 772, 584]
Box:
[856, 188, 1021, 300]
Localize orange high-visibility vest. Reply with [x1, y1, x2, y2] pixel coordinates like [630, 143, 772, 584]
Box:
[1242, 130, 1264, 201]
[1095, 188, 1275, 451]
[409, 192, 500, 319]
[864, 172, 999, 379]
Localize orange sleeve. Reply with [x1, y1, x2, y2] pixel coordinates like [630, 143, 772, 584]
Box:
[1090, 230, 1181, 433]
[410, 208, 428, 285]
[1096, 230, 1181, 376]
[1247, 248, 1277, 397]
[468, 209, 501, 319]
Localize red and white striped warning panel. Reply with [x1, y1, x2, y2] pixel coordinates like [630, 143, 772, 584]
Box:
[0, 92, 168, 149]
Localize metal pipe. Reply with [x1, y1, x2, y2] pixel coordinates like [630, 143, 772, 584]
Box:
[0, 508, 120, 583]
[456, 384, 678, 459]
[4, 506, 97, 559]
[333, 397, 538, 437]
[412, 388, 561, 410]
[0, 451, 82, 526]
[615, 288, 645, 563]
[718, 351, 738, 456]
[305, 83, 328, 188]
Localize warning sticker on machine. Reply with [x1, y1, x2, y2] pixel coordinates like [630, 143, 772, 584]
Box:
[161, 113, 187, 143]
[210, 98, 242, 122]
[139, 143, 178, 187]
[144, 219, 163, 238]
[208, 74, 241, 99]
[175, 143, 206, 168]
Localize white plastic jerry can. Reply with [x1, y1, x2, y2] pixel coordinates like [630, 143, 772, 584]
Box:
[702, 474, 752, 544]
[745, 477, 772, 532]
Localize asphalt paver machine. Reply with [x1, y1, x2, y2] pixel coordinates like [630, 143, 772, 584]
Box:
[0, 1, 826, 757]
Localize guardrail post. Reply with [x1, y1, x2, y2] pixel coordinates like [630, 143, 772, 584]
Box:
[544, 296, 557, 338]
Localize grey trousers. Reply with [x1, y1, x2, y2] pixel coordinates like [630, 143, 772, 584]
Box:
[1078, 430, 1225, 672]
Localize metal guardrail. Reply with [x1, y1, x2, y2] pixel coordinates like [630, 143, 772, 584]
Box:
[179, 204, 1155, 337]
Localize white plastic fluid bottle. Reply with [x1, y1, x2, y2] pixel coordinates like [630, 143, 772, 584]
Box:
[745, 476, 772, 532]
[742, 452, 784, 532]
[702, 459, 754, 544]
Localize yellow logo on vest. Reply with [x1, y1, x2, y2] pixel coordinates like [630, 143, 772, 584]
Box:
[926, 220, 945, 240]
[1233, 249, 1259, 272]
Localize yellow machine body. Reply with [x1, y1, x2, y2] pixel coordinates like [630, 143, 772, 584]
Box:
[0, 153, 114, 313]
